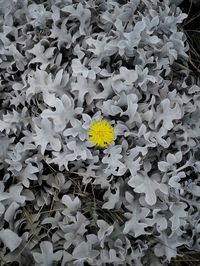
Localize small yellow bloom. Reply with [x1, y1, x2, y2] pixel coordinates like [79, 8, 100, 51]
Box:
[87, 119, 114, 148]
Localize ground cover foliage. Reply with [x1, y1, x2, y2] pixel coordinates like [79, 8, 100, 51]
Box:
[0, 0, 200, 265]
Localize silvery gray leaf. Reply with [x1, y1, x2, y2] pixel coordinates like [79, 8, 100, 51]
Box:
[28, 41, 56, 70]
[33, 241, 63, 265]
[41, 95, 83, 132]
[72, 241, 99, 261]
[154, 232, 185, 262]
[128, 171, 168, 205]
[33, 118, 61, 154]
[123, 201, 150, 237]
[97, 220, 114, 248]
[155, 99, 182, 130]
[0, 0, 199, 264]
[102, 145, 126, 176]
[102, 182, 121, 210]
[27, 4, 51, 27]
[169, 202, 187, 231]
[62, 195, 81, 215]
[0, 229, 22, 252]
[62, 3, 91, 35]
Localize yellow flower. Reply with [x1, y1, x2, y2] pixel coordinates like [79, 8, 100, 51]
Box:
[87, 119, 114, 148]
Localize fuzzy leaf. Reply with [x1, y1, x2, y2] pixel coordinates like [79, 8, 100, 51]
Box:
[0, 229, 22, 252]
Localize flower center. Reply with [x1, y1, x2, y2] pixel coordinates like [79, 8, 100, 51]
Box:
[87, 119, 114, 148]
